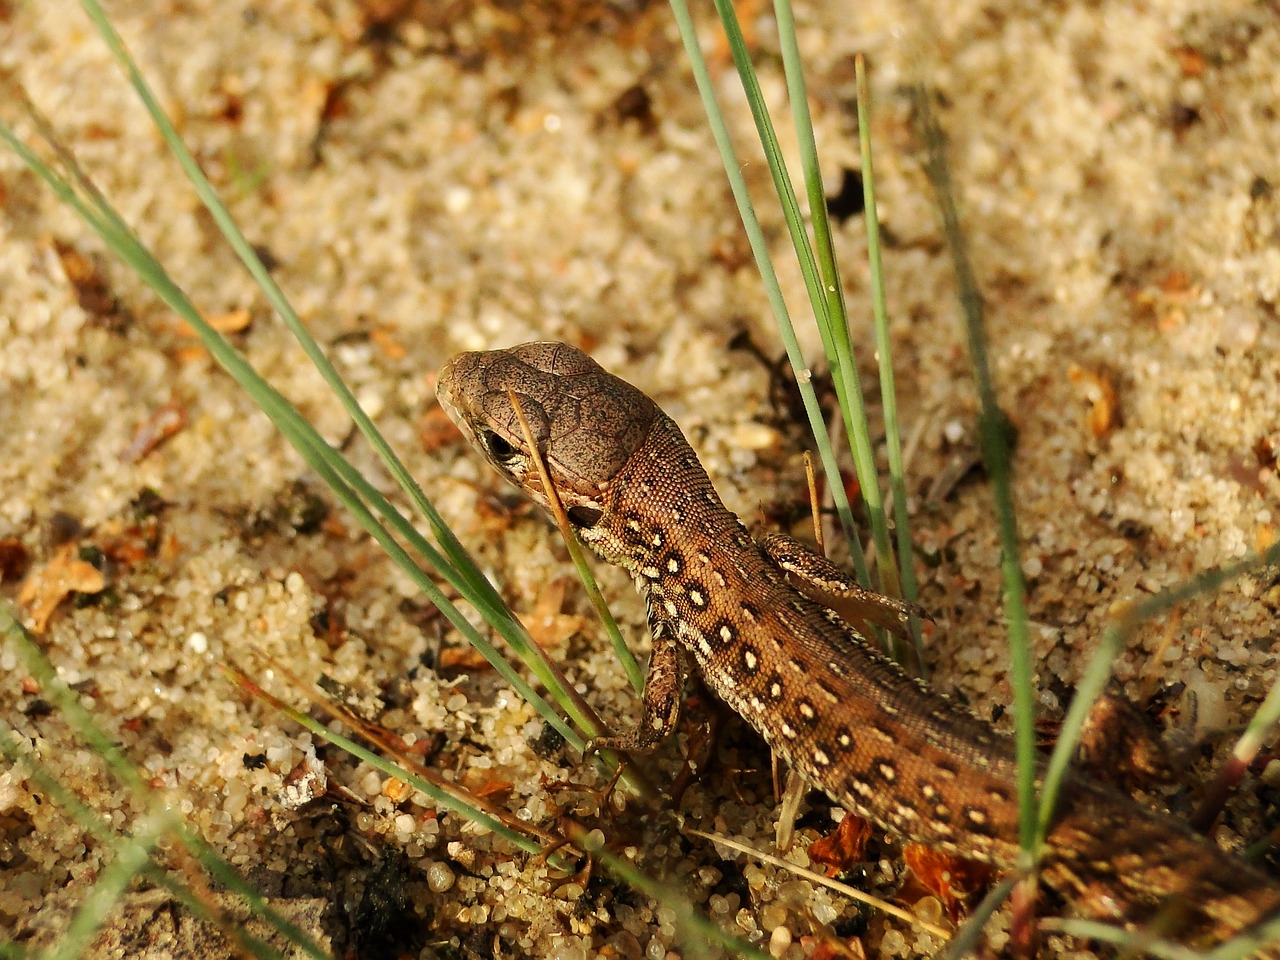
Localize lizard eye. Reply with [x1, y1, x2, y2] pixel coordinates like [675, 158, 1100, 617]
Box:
[483, 431, 518, 464]
[567, 505, 603, 529]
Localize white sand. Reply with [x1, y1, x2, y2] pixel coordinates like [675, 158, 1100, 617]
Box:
[2, 1, 1279, 957]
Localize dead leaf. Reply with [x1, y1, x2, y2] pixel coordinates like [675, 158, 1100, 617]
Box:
[1172, 45, 1206, 79]
[175, 308, 252, 337]
[461, 773, 513, 802]
[96, 518, 161, 567]
[438, 646, 493, 673]
[17, 542, 106, 633]
[525, 578, 587, 649]
[53, 239, 130, 331]
[902, 842, 994, 922]
[808, 812, 873, 876]
[1067, 364, 1120, 438]
[122, 401, 187, 463]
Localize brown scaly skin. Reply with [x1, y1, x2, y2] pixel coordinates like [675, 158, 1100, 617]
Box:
[437, 341, 1280, 953]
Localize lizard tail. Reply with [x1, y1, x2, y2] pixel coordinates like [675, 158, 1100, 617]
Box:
[1044, 794, 1280, 953]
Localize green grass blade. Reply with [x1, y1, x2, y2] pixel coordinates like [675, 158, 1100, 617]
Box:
[47, 807, 172, 960]
[853, 56, 923, 653]
[0, 603, 331, 960]
[773, 0, 847, 357]
[769, 2, 894, 585]
[0, 106, 620, 764]
[913, 82, 1038, 855]
[74, 0, 503, 622]
[713, 0, 899, 601]
[508, 388, 643, 693]
[71, 0, 617, 749]
[665, 0, 869, 583]
[557, 532, 643, 694]
[2, 98, 656, 830]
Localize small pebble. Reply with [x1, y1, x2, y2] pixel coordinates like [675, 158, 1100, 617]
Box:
[768, 925, 792, 957]
[426, 861, 456, 893]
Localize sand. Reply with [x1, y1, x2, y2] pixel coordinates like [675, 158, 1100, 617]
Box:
[2, 1, 1279, 957]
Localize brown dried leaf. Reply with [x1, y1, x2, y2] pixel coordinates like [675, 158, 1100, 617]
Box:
[175, 307, 252, 337]
[17, 542, 106, 633]
[461, 773, 514, 802]
[53, 239, 129, 330]
[96, 518, 161, 567]
[808, 812, 873, 876]
[1067, 364, 1120, 438]
[525, 578, 587, 650]
[438, 643, 493, 673]
[1172, 45, 1207, 79]
[122, 401, 187, 463]
[902, 842, 994, 922]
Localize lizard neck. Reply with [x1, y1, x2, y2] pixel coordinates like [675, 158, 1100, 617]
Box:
[580, 415, 752, 580]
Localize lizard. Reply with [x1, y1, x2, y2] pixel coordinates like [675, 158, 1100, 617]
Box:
[436, 340, 1280, 952]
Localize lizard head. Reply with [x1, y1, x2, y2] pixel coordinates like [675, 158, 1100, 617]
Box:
[436, 342, 659, 531]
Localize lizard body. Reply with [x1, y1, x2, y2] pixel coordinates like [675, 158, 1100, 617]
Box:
[437, 341, 1280, 951]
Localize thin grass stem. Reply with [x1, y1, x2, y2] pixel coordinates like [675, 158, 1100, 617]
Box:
[914, 79, 1038, 857]
[59, 1, 635, 789]
[506, 389, 643, 694]
[853, 55, 924, 666]
[0, 604, 331, 960]
[47, 807, 172, 960]
[665, 0, 868, 583]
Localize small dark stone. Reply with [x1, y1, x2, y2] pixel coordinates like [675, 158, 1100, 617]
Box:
[23, 699, 54, 719]
[1171, 102, 1201, 133]
[530, 722, 566, 759]
[352, 849, 423, 958]
[1117, 517, 1152, 540]
[613, 83, 656, 133]
[129, 487, 170, 520]
[48, 512, 83, 547]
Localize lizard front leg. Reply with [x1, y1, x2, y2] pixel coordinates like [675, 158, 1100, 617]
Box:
[585, 605, 684, 755]
[758, 533, 922, 640]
